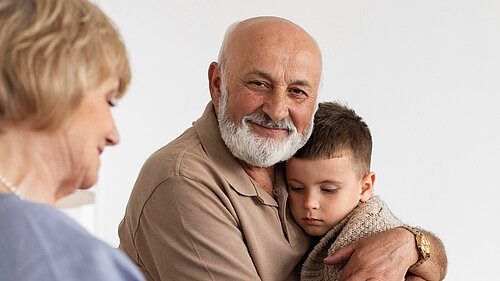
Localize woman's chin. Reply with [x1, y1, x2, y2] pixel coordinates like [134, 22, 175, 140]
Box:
[79, 167, 99, 190]
[79, 184, 93, 190]
[79, 176, 97, 190]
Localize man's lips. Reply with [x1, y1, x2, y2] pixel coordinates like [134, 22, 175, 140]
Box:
[97, 147, 104, 155]
[250, 122, 288, 135]
[303, 218, 322, 225]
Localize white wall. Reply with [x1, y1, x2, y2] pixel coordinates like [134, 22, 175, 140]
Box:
[89, 1, 500, 280]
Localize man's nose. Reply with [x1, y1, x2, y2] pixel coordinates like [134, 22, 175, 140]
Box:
[262, 88, 288, 121]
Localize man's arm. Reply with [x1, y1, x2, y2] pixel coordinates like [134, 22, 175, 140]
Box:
[405, 276, 428, 281]
[124, 176, 261, 281]
[323, 227, 447, 281]
[407, 229, 447, 280]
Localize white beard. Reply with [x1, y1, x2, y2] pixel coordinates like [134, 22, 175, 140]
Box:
[217, 86, 314, 167]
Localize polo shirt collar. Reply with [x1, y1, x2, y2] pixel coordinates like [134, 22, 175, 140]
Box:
[193, 102, 278, 207]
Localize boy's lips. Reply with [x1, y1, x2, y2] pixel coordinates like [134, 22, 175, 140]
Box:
[303, 217, 322, 225]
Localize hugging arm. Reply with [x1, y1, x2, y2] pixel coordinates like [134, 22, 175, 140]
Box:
[324, 227, 447, 281]
[405, 276, 428, 281]
[406, 229, 447, 281]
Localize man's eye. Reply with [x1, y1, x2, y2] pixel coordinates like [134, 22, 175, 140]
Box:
[289, 88, 307, 98]
[290, 187, 304, 192]
[251, 81, 266, 87]
[321, 188, 337, 194]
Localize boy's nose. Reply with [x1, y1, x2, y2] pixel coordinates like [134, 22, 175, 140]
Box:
[303, 194, 319, 210]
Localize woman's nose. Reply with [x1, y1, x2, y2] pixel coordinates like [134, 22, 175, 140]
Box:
[106, 122, 120, 146]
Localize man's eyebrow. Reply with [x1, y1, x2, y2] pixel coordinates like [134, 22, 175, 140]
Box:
[292, 80, 312, 88]
[246, 70, 312, 88]
[246, 70, 274, 81]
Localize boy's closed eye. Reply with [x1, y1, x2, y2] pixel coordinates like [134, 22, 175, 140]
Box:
[321, 187, 338, 194]
[289, 186, 305, 192]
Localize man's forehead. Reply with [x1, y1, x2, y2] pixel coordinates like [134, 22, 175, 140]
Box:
[227, 18, 321, 62]
[237, 49, 322, 83]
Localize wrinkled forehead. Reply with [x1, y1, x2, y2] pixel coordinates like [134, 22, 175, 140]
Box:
[241, 49, 320, 79]
[228, 39, 321, 87]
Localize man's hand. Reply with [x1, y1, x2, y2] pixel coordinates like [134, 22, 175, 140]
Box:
[323, 227, 447, 281]
[405, 275, 428, 281]
[323, 228, 418, 281]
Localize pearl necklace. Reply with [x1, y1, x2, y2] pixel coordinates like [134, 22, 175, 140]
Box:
[0, 173, 22, 197]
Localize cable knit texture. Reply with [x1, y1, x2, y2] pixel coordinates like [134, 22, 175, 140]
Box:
[300, 196, 403, 281]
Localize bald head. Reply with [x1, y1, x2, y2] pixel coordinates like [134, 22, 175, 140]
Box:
[217, 17, 322, 77]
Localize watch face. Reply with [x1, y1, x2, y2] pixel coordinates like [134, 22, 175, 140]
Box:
[417, 234, 432, 256]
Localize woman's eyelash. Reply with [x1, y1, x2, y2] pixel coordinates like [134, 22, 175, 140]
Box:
[107, 98, 117, 107]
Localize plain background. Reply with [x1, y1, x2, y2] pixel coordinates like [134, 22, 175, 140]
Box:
[76, 1, 499, 280]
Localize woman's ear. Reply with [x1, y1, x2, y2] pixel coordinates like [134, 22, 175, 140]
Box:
[359, 172, 375, 202]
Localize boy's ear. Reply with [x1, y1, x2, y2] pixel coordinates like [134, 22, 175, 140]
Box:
[359, 172, 375, 202]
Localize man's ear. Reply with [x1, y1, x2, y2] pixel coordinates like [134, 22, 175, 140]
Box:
[208, 62, 222, 112]
[359, 172, 375, 202]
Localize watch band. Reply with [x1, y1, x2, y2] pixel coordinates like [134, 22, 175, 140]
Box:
[400, 225, 431, 266]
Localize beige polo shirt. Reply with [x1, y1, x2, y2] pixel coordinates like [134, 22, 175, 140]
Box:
[118, 102, 312, 281]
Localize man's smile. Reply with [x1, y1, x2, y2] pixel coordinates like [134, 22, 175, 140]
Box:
[249, 122, 289, 138]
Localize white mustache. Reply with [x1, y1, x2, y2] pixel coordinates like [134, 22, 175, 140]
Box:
[243, 112, 297, 132]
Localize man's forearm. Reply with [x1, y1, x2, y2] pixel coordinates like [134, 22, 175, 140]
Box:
[408, 229, 447, 281]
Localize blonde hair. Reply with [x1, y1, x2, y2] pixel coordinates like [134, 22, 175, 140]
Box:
[0, 0, 130, 131]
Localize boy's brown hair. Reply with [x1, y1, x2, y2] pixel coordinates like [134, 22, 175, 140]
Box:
[294, 102, 372, 177]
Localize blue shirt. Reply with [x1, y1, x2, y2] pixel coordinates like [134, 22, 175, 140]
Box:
[0, 193, 145, 281]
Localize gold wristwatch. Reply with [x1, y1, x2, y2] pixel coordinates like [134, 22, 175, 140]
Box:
[400, 225, 431, 266]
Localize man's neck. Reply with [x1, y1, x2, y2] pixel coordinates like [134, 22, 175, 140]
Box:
[239, 161, 275, 196]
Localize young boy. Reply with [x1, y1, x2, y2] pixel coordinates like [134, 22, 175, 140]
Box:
[286, 102, 405, 281]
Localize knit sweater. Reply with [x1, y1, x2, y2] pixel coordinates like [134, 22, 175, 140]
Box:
[300, 196, 403, 281]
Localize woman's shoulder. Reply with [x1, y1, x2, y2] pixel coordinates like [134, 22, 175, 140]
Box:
[0, 193, 144, 281]
[0, 193, 87, 237]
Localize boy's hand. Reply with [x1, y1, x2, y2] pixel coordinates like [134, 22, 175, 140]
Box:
[323, 228, 417, 281]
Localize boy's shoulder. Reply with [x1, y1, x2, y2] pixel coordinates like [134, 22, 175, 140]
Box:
[300, 196, 403, 281]
[347, 196, 403, 236]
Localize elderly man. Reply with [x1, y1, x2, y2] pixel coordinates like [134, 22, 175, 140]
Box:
[119, 17, 447, 281]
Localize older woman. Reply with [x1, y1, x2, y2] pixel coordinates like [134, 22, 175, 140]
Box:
[0, 0, 145, 280]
